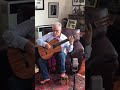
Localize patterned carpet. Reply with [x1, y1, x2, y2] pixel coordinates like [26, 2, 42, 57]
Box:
[35, 73, 85, 90]
[35, 59, 85, 90]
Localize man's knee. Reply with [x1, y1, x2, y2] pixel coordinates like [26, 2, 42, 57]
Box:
[56, 51, 66, 57]
[37, 57, 47, 65]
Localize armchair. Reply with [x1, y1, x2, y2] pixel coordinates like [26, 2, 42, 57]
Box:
[40, 27, 85, 74]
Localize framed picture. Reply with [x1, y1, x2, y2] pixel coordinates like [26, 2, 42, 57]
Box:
[72, 6, 79, 14]
[35, 0, 44, 10]
[72, 0, 84, 6]
[86, 0, 97, 8]
[48, 2, 59, 18]
[66, 19, 77, 29]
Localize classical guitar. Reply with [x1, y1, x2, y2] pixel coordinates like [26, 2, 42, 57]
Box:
[7, 39, 35, 79]
[38, 35, 79, 60]
[78, 15, 114, 37]
[87, 15, 114, 30]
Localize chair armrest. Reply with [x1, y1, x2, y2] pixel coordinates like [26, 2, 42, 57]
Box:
[71, 41, 84, 58]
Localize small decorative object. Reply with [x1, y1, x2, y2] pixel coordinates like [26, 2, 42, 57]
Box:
[72, 0, 84, 6]
[66, 19, 77, 29]
[48, 2, 59, 18]
[77, 4, 82, 14]
[72, 6, 79, 14]
[61, 76, 68, 85]
[86, 0, 98, 8]
[72, 0, 85, 15]
[35, 0, 44, 10]
[62, 18, 68, 28]
[72, 5, 83, 15]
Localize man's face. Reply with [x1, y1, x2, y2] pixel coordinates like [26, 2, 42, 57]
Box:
[52, 25, 61, 37]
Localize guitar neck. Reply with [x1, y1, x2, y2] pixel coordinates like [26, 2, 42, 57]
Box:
[87, 22, 97, 30]
[53, 39, 69, 48]
[86, 15, 113, 30]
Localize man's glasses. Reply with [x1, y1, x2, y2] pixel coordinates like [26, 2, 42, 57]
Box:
[53, 30, 60, 32]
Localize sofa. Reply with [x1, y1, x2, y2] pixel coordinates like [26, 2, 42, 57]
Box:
[85, 7, 119, 90]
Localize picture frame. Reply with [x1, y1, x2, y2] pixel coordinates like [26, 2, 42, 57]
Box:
[86, 0, 97, 8]
[66, 19, 77, 29]
[72, 0, 84, 6]
[48, 2, 59, 18]
[72, 6, 79, 14]
[35, 0, 44, 10]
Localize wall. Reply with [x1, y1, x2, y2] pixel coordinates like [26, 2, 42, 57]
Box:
[35, 0, 85, 26]
[64, 0, 85, 18]
[35, 0, 67, 26]
[64, 0, 72, 18]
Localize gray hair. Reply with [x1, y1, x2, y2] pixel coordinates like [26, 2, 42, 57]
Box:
[52, 22, 62, 29]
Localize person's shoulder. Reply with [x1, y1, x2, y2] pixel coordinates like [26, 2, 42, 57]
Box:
[61, 33, 67, 38]
[44, 32, 53, 36]
[48, 32, 53, 35]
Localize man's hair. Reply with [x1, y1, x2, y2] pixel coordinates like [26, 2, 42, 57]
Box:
[52, 22, 62, 29]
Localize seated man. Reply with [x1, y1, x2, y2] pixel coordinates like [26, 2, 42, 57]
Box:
[36, 22, 75, 84]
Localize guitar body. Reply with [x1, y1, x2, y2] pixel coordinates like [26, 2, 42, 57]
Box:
[38, 39, 61, 60]
[7, 39, 35, 79]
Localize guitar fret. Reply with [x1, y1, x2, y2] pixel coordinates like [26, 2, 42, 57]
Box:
[53, 39, 68, 48]
[87, 15, 113, 29]
[89, 22, 97, 30]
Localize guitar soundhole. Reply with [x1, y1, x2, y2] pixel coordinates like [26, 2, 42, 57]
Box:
[21, 51, 30, 68]
[52, 45, 55, 49]
[25, 61, 29, 68]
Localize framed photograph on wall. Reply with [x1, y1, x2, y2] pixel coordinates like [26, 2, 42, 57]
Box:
[72, 0, 84, 6]
[86, 0, 97, 8]
[72, 5, 80, 14]
[48, 2, 59, 18]
[35, 0, 44, 10]
[66, 19, 77, 29]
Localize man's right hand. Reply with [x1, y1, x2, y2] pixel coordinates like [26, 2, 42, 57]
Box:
[24, 41, 35, 55]
[45, 43, 52, 49]
[83, 24, 92, 45]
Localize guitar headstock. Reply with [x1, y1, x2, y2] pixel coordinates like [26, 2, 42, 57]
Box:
[94, 15, 115, 28]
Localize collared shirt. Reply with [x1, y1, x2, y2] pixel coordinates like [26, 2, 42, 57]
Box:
[2, 19, 35, 50]
[36, 32, 74, 54]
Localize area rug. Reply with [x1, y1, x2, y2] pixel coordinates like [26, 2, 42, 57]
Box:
[35, 73, 85, 90]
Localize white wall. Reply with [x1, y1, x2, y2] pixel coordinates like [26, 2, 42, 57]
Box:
[64, 0, 72, 18]
[35, 0, 67, 26]
[35, 0, 85, 26]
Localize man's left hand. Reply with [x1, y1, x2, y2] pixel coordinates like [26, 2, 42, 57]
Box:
[68, 36, 75, 45]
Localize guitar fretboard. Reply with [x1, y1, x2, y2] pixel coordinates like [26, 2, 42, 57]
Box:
[86, 15, 113, 30]
[52, 39, 68, 48]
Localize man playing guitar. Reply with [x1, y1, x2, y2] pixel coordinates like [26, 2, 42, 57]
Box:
[36, 22, 75, 84]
